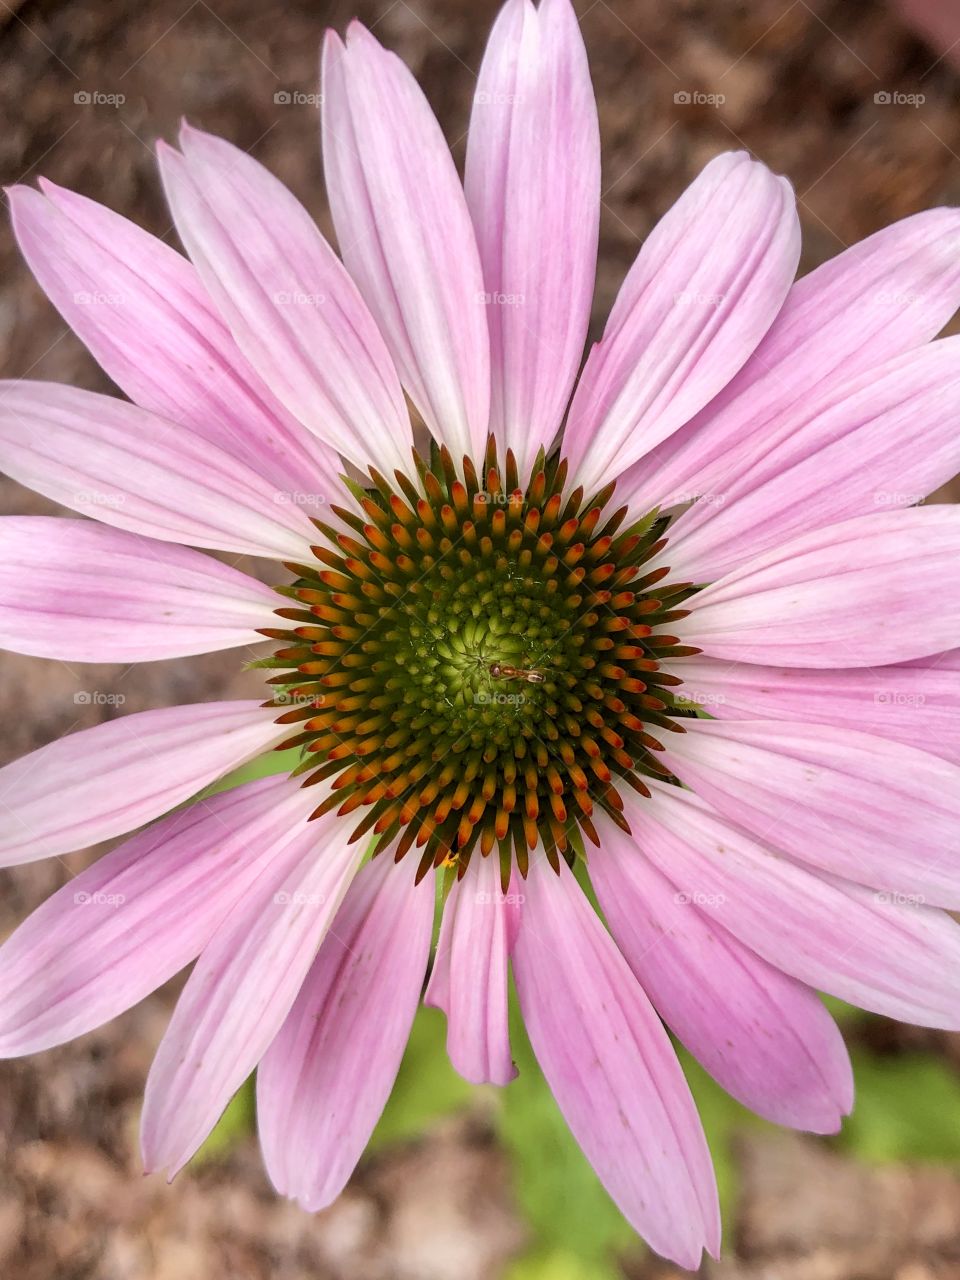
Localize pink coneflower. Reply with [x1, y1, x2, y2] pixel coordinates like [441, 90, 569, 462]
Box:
[2, 0, 960, 1268]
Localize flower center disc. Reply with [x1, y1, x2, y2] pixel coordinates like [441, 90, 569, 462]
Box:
[263, 439, 695, 883]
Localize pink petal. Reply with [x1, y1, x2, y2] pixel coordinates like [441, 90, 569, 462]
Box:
[0, 381, 315, 560]
[0, 775, 314, 1055]
[9, 181, 339, 497]
[590, 841, 853, 1132]
[464, 0, 599, 477]
[619, 206, 960, 514]
[141, 805, 364, 1176]
[321, 24, 490, 462]
[157, 125, 411, 477]
[513, 855, 719, 1270]
[630, 781, 960, 1029]
[257, 855, 434, 1210]
[662, 718, 960, 907]
[424, 853, 519, 1086]
[898, 0, 960, 69]
[678, 508, 960, 666]
[0, 517, 277, 662]
[0, 701, 281, 865]
[674, 651, 960, 764]
[662, 336, 960, 581]
[563, 151, 799, 496]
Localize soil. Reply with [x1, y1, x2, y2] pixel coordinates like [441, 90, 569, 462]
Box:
[2, 0, 960, 1276]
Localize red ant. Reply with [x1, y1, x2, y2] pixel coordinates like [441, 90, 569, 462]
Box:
[488, 662, 545, 684]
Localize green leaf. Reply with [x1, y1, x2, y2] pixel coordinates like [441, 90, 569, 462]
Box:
[205, 746, 305, 795]
[821, 995, 872, 1026]
[504, 1247, 622, 1280]
[190, 1077, 255, 1165]
[368, 1004, 474, 1150]
[839, 1050, 960, 1163]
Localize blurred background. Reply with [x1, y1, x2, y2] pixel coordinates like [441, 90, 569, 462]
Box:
[3, 0, 960, 1276]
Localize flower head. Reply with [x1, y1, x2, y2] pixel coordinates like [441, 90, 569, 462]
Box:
[3, 0, 960, 1269]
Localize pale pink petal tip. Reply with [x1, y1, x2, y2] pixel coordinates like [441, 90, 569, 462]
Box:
[565, 150, 799, 496]
[591, 833, 853, 1133]
[465, 0, 600, 477]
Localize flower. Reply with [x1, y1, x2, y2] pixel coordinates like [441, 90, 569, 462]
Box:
[2, 0, 960, 1269]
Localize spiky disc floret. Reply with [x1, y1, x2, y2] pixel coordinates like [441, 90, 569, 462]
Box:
[260, 439, 698, 883]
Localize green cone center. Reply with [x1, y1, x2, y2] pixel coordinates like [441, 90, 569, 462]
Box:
[262, 440, 696, 883]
